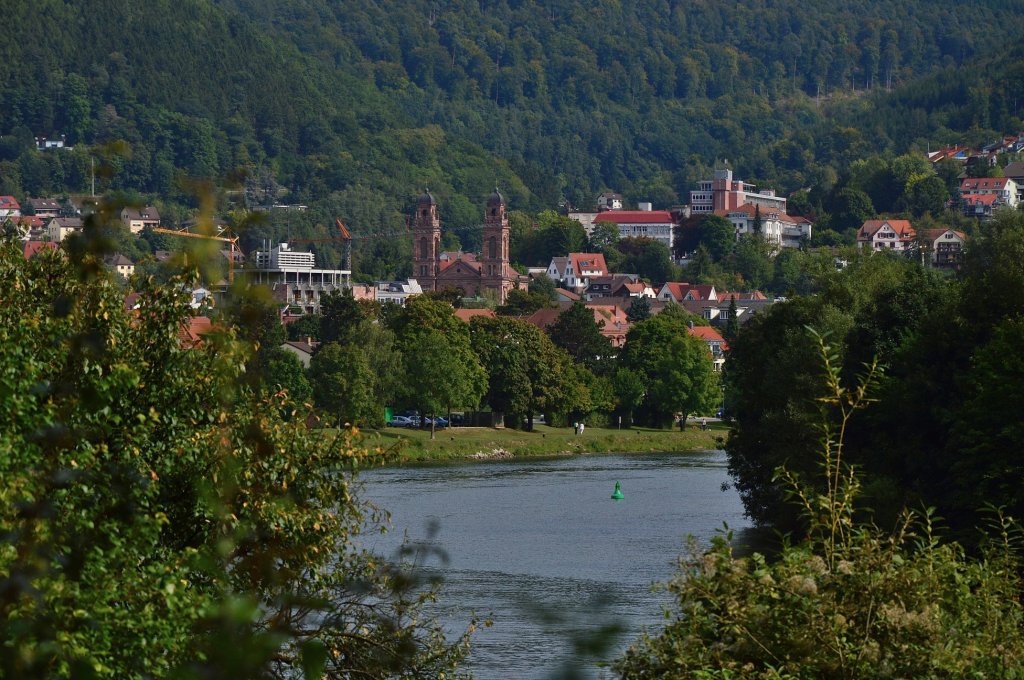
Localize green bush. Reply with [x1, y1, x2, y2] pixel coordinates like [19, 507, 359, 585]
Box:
[615, 333, 1024, 678]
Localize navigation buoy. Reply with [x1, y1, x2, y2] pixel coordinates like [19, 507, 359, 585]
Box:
[611, 481, 624, 500]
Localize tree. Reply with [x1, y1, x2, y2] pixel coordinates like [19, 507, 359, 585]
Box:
[319, 288, 369, 346]
[286, 312, 321, 342]
[696, 215, 735, 262]
[391, 297, 486, 436]
[496, 287, 554, 316]
[616, 344, 1024, 678]
[310, 341, 378, 426]
[626, 295, 652, 322]
[0, 235, 470, 678]
[470, 316, 574, 429]
[829, 186, 875, 233]
[588, 221, 620, 253]
[612, 368, 646, 425]
[546, 301, 613, 373]
[265, 346, 313, 404]
[619, 314, 717, 426]
[618, 237, 674, 283]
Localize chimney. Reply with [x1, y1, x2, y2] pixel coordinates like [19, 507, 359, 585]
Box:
[688, 320, 695, 330]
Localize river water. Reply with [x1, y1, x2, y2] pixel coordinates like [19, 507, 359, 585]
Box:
[358, 450, 749, 679]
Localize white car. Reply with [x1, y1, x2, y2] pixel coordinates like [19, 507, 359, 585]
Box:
[387, 415, 414, 427]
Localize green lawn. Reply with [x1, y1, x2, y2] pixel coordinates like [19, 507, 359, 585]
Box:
[348, 422, 728, 464]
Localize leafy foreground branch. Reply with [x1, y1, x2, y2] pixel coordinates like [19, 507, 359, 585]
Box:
[0, 229, 472, 679]
[615, 332, 1024, 679]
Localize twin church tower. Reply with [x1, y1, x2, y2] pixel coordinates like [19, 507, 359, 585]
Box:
[412, 188, 523, 303]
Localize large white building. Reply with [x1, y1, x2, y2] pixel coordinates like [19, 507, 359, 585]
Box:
[245, 243, 350, 314]
[592, 208, 676, 251]
[717, 204, 812, 248]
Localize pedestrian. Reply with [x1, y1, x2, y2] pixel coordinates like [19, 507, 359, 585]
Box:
[579, 421, 585, 435]
[574, 421, 579, 435]
[701, 417, 707, 431]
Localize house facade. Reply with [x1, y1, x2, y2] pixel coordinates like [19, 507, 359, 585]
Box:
[716, 204, 812, 248]
[592, 209, 676, 251]
[0, 196, 21, 220]
[46, 217, 83, 242]
[546, 252, 609, 293]
[119, 206, 161, 234]
[856, 219, 916, 252]
[919, 228, 967, 269]
[959, 177, 1019, 217]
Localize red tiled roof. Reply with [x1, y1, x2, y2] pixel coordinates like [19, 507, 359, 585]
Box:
[0, 196, 21, 210]
[177, 316, 214, 347]
[960, 177, 1011, 191]
[688, 325, 729, 351]
[593, 210, 674, 224]
[454, 308, 496, 323]
[568, 252, 608, 278]
[555, 287, 581, 300]
[22, 241, 57, 259]
[858, 220, 916, 240]
[659, 282, 692, 302]
[962, 193, 998, 205]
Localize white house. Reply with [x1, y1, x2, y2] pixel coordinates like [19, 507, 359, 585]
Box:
[856, 219, 916, 252]
[716, 204, 812, 248]
[592, 209, 676, 251]
[546, 253, 609, 292]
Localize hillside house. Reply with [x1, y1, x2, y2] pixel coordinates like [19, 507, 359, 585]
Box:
[857, 219, 916, 252]
[959, 177, 1019, 217]
[119, 206, 161, 234]
[546, 253, 609, 292]
[919, 228, 967, 269]
[0, 196, 21, 220]
[716, 204, 812, 248]
[46, 217, 84, 242]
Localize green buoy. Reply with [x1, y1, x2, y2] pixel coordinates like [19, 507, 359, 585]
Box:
[611, 481, 624, 500]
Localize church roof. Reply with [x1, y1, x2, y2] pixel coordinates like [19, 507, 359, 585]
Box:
[487, 188, 504, 207]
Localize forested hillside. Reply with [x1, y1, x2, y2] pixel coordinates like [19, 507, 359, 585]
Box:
[3, 0, 1024, 271]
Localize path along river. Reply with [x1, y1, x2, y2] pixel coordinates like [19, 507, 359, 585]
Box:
[358, 450, 751, 679]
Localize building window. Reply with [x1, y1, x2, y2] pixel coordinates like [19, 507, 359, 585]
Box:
[489, 236, 497, 259]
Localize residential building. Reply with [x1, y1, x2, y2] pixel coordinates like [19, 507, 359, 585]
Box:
[856, 219, 917, 252]
[919, 228, 967, 269]
[959, 177, 1019, 217]
[280, 339, 317, 368]
[26, 198, 62, 218]
[103, 253, 135, 279]
[592, 208, 676, 251]
[0, 196, 21, 220]
[597, 192, 623, 211]
[523, 301, 631, 348]
[545, 252, 609, 292]
[927, 145, 970, 164]
[656, 282, 719, 303]
[584, 274, 654, 301]
[716, 204, 812, 248]
[687, 324, 728, 372]
[119, 206, 161, 234]
[46, 217, 83, 242]
[1004, 161, 1024, 187]
[689, 168, 787, 215]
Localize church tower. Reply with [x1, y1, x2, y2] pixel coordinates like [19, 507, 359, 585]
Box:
[412, 189, 440, 290]
[480, 188, 510, 288]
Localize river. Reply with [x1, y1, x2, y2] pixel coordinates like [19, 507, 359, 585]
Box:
[358, 450, 749, 679]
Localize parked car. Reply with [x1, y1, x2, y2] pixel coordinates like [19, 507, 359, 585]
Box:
[387, 415, 413, 427]
[426, 417, 448, 428]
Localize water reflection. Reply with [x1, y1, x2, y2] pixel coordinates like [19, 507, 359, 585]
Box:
[359, 451, 748, 679]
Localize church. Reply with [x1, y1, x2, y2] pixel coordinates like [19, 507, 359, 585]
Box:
[412, 188, 526, 303]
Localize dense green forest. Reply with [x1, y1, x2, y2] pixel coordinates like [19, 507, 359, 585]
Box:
[3, 0, 1024, 279]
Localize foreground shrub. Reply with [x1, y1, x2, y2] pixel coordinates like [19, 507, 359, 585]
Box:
[616, 333, 1024, 678]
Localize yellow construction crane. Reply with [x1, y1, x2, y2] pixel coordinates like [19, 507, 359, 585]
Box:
[152, 227, 241, 283]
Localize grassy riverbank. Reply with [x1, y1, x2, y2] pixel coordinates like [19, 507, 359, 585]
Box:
[350, 422, 728, 464]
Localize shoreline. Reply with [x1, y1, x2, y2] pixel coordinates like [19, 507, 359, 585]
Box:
[348, 423, 729, 466]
